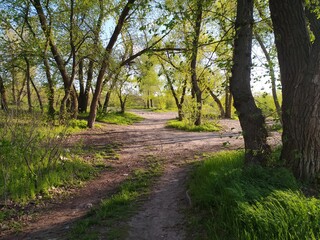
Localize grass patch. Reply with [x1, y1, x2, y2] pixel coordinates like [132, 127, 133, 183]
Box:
[188, 151, 320, 240]
[166, 119, 221, 132]
[96, 112, 143, 125]
[69, 157, 163, 240]
[0, 113, 115, 204]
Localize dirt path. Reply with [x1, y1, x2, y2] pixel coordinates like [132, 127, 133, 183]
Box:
[1, 111, 279, 240]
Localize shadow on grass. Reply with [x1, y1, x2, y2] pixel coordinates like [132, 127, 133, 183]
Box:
[188, 151, 320, 240]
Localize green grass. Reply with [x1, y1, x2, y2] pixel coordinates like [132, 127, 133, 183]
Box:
[166, 119, 221, 132]
[0, 114, 117, 204]
[188, 151, 320, 240]
[69, 157, 163, 240]
[96, 112, 143, 125]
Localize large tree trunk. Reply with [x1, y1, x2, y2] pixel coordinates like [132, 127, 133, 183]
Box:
[270, 0, 320, 180]
[190, 1, 203, 126]
[87, 0, 135, 128]
[230, 0, 270, 165]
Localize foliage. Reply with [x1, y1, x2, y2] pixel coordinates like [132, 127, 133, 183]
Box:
[69, 157, 163, 240]
[188, 151, 320, 240]
[68, 119, 89, 129]
[255, 93, 282, 119]
[96, 111, 143, 125]
[167, 119, 220, 132]
[0, 113, 96, 203]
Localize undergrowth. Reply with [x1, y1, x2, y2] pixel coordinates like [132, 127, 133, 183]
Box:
[188, 151, 320, 240]
[69, 157, 163, 240]
[166, 119, 221, 132]
[0, 114, 97, 204]
[96, 112, 143, 125]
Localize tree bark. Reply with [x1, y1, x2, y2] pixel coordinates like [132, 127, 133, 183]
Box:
[224, 77, 232, 118]
[230, 0, 270, 165]
[207, 87, 225, 118]
[190, 1, 203, 126]
[0, 75, 8, 112]
[25, 57, 33, 113]
[78, 58, 86, 112]
[30, 76, 43, 113]
[87, 0, 135, 128]
[270, 0, 320, 180]
[43, 46, 55, 118]
[11, 69, 16, 105]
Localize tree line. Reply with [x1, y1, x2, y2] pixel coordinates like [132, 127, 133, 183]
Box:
[0, 0, 319, 180]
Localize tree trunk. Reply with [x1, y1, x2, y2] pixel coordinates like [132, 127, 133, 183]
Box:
[43, 47, 55, 118]
[25, 57, 33, 113]
[32, 0, 74, 118]
[11, 69, 16, 105]
[30, 77, 43, 113]
[207, 87, 225, 118]
[78, 58, 86, 113]
[87, 0, 135, 128]
[119, 95, 127, 114]
[224, 77, 232, 118]
[270, 0, 320, 180]
[160, 62, 187, 121]
[103, 91, 112, 113]
[190, 1, 203, 126]
[17, 76, 26, 107]
[230, 0, 270, 165]
[0, 75, 8, 112]
[254, 32, 282, 122]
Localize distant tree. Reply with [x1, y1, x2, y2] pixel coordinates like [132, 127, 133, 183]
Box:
[87, 0, 136, 128]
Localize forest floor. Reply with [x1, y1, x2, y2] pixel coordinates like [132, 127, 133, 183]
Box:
[1, 110, 280, 240]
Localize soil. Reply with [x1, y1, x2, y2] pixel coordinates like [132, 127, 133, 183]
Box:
[0, 110, 280, 240]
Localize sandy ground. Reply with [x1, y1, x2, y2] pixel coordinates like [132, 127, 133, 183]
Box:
[1, 110, 280, 240]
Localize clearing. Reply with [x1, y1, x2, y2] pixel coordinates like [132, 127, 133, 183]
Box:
[1, 110, 279, 240]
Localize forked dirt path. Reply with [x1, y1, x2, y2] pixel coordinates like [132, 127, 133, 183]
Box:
[1, 110, 280, 240]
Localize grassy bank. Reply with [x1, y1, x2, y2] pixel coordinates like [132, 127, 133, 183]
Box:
[188, 151, 320, 240]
